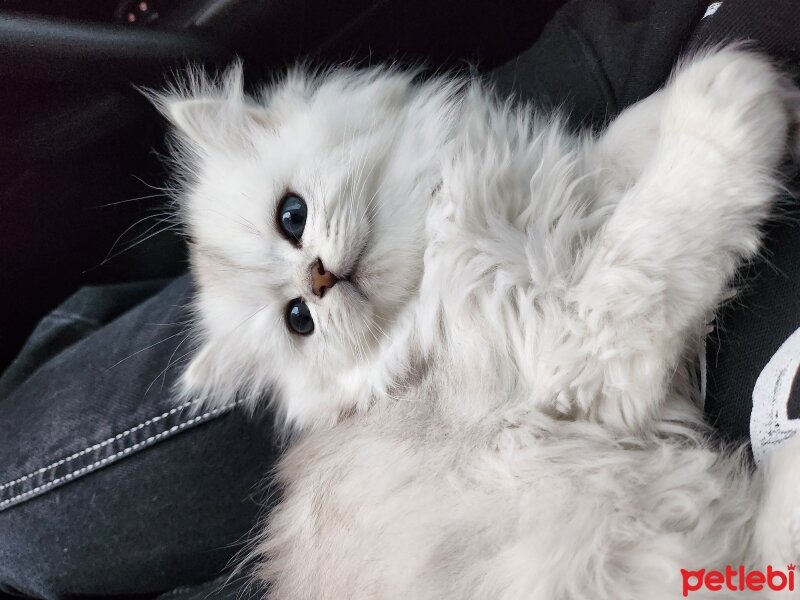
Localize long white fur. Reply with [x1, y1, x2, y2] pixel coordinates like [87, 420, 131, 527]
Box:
[157, 49, 800, 598]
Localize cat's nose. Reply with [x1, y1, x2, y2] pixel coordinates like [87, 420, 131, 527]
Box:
[311, 258, 339, 298]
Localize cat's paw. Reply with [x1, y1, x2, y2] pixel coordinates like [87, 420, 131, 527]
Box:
[664, 47, 793, 168]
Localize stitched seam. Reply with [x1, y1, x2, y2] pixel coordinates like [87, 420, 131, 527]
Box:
[0, 400, 237, 509]
[0, 397, 202, 492]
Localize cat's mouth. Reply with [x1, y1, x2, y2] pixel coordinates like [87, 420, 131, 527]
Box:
[341, 243, 368, 301]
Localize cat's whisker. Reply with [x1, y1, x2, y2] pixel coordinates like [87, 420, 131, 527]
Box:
[130, 174, 180, 195]
[101, 212, 171, 262]
[124, 211, 181, 243]
[350, 327, 365, 363]
[350, 313, 371, 364]
[235, 193, 268, 234]
[93, 192, 170, 209]
[355, 131, 381, 200]
[204, 207, 262, 236]
[362, 312, 390, 345]
[220, 301, 275, 343]
[143, 328, 194, 397]
[98, 222, 183, 267]
[361, 310, 384, 345]
[104, 329, 188, 372]
[95, 211, 179, 268]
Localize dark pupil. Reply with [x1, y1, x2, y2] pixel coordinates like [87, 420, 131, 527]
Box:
[287, 298, 314, 335]
[279, 195, 306, 240]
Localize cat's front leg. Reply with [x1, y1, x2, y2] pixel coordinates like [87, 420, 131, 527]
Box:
[555, 48, 794, 431]
[587, 88, 665, 207]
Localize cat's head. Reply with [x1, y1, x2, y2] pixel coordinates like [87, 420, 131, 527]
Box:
[156, 65, 457, 430]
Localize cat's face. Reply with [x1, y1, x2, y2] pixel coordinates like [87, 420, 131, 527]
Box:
[159, 66, 455, 429]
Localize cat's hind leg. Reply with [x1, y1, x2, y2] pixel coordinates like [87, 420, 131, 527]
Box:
[551, 48, 794, 431]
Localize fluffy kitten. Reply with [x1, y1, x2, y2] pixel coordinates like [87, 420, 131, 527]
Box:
[156, 48, 800, 599]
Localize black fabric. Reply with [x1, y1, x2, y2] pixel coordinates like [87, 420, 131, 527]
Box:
[789, 371, 800, 420]
[0, 279, 170, 399]
[0, 277, 279, 599]
[154, 573, 258, 600]
[685, 0, 800, 444]
[491, 0, 707, 128]
[690, 0, 800, 62]
[701, 205, 800, 443]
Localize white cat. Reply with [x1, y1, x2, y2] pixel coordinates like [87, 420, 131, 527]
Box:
[155, 48, 800, 599]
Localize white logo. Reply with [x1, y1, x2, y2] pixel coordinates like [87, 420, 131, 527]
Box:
[751, 327, 800, 465]
[703, 2, 722, 19]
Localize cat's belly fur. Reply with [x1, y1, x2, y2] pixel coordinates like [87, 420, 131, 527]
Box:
[258, 401, 759, 600]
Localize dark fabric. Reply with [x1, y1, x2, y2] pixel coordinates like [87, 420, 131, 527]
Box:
[686, 1, 800, 444]
[0, 276, 279, 599]
[490, 0, 707, 128]
[153, 573, 259, 600]
[0, 279, 171, 399]
[690, 0, 800, 62]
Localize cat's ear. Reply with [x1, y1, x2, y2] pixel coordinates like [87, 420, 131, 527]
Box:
[164, 97, 272, 150]
[149, 62, 273, 151]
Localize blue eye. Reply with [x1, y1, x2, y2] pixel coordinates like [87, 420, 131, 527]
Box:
[286, 298, 314, 335]
[277, 193, 307, 245]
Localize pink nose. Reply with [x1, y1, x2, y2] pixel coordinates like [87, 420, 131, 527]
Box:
[311, 259, 339, 298]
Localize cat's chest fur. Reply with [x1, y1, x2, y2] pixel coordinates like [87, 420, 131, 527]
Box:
[378, 108, 611, 423]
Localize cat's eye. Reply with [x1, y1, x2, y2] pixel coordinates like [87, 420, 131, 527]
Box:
[286, 298, 314, 335]
[277, 193, 307, 245]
